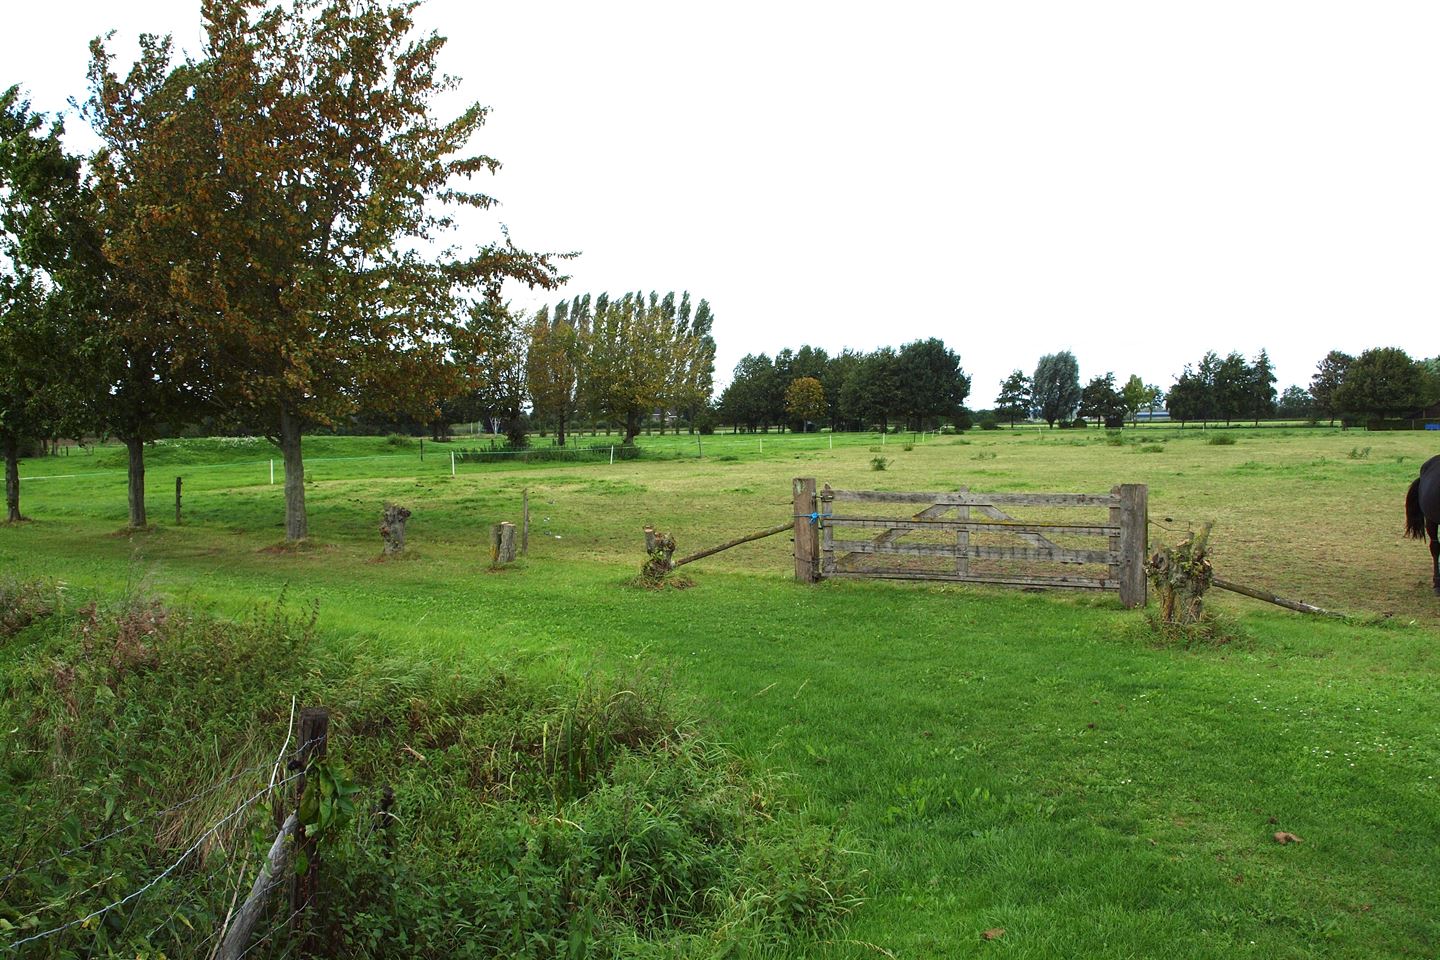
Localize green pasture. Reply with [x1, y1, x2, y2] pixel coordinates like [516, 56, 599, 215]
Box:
[5, 425, 1440, 957]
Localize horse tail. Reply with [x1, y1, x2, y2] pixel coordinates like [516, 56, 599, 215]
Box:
[1405, 478, 1427, 539]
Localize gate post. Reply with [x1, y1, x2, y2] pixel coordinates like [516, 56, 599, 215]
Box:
[1116, 483, 1148, 608]
[793, 477, 819, 583]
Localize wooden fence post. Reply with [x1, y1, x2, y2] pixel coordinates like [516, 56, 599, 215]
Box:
[522, 489, 530, 555]
[174, 476, 182, 525]
[793, 477, 818, 583]
[1116, 483, 1148, 608]
[292, 707, 329, 933]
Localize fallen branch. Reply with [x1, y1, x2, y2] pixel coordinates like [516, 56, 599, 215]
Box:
[216, 812, 297, 960]
[671, 521, 792, 569]
[1212, 577, 1346, 618]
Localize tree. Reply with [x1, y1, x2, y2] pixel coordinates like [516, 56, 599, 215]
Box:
[718, 354, 774, 433]
[785, 377, 826, 431]
[0, 88, 96, 523]
[895, 338, 970, 430]
[1212, 352, 1250, 424]
[1309, 350, 1352, 426]
[839, 348, 901, 432]
[1120, 374, 1148, 426]
[525, 304, 581, 445]
[1031, 352, 1081, 427]
[1245, 349, 1277, 424]
[1166, 367, 1205, 426]
[98, 0, 567, 541]
[1277, 385, 1314, 420]
[1078, 373, 1125, 427]
[1333, 347, 1426, 420]
[1144, 384, 1165, 419]
[995, 370, 1033, 427]
[86, 39, 227, 527]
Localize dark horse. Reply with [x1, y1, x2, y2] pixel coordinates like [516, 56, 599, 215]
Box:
[1405, 455, 1440, 594]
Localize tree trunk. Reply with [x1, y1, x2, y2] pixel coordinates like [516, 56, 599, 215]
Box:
[624, 411, 639, 444]
[556, 412, 566, 447]
[3, 435, 20, 523]
[124, 436, 147, 528]
[279, 409, 308, 541]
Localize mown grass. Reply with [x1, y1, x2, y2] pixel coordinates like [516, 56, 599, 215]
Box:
[6, 425, 1440, 957]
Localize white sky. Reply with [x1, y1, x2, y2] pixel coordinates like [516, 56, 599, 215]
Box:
[6, 1, 1437, 405]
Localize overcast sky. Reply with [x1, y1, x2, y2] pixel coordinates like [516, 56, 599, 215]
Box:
[6, 1, 1437, 405]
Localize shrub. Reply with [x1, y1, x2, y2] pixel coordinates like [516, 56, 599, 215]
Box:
[902, 443, 914, 452]
[384, 432, 412, 447]
[870, 456, 889, 471]
[1206, 434, 1236, 446]
[1105, 431, 1127, 446]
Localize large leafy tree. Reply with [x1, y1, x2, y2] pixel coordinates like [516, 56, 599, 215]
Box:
[784, 377, 826, 431]
[86, 39, 226, 528]
[995, 370, 1032, 426]
[895, 338, 969, 430]
[1308, 350, 1352, 426]
[1120, 374, 1148, 426]
[1212, 351, 1250, 424]
[839, 347, 901, 433]
[97, 0, 566, 541]
[0, 88, 96, 523]
[1333, 347, 1426, 420]
[1246, 349, 1277, 424]
[1031, 351, 1081, 427]
[1166, 366, 1205, 426]
[1078, 373, 1125, 427]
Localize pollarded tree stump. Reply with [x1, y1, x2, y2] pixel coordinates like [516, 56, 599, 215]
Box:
[380, 503, 412, 556]
[1145, 523, 1213, 624]
[641, 526, 677, 583]
[490, 521, 517, 566]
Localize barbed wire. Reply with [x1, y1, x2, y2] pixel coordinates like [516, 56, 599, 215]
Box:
[4, 771, 302, 953]
[1, 737, 321, 888]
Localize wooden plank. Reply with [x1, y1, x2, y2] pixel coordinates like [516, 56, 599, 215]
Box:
[830, 489, 1120, 507]
[826, 569, 1114, 589]
[820, 483, 835, 576]
[793, 477, 818, 583]
[1117, 483, 1148, 608]
[824, 517, 1119, 537]
[956, 487, 970, 576]
[831, 539, 1115, 564]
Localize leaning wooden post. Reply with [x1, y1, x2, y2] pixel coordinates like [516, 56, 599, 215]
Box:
[1115, 483, 1148, 608]
[174, 476, 182, 525]
[291, 707, 329, 931]
[793, 477, 819, 583]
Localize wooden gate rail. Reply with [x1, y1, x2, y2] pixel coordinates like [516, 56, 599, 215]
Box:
[792, 478, 1148, 608]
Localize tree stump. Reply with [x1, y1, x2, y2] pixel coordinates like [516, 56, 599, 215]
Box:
[490, 521, 517, 566]
[380, 503, 412, 556]
[641, 528, 677, 583]
[1145, 523, 1213, 624]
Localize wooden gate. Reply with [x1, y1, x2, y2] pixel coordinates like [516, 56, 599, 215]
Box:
[791, 478, 1148, 608]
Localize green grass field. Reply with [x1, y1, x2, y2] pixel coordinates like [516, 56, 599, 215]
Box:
[5, 425, 1439, 957]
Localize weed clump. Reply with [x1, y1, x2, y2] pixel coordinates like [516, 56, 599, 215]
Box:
[1139, 444, 1165, 454]
[1348, 446, 1371, 460]
[1206, 434, 1236, 446]
[870, 456, 889, 471]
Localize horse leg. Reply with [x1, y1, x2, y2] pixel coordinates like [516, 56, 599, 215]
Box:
[1430, 520, 1440, 595]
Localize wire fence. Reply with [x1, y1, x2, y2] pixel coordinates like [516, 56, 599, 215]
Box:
[1, 731, 324, 957]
